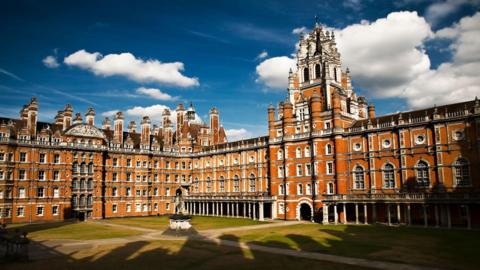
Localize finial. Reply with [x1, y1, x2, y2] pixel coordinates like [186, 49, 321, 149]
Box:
[314, 15, 319, 27]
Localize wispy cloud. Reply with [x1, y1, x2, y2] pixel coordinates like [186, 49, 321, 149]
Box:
[0, 68, 24, 81]
[189, 30, 230, 44]
[256, 50, 269, 60]
[42, 55, 60, 68]
[228, 23, 291, 45]
[136, 87, 178, 101]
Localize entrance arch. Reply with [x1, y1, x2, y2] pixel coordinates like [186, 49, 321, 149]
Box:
[299, 203, 312, 220]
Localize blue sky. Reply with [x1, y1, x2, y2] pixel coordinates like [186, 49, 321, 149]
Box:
[1, 0, 479, 140]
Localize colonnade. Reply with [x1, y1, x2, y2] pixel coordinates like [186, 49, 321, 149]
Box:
[185, 201, 266, 221]
[322, 202, 472, 229]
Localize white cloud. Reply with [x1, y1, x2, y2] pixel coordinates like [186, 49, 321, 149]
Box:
[256, 50, 269, 60]
[225, 128, 253, 141]
[64, 49, 199, 87]
[403, 12, 480, 108]
[136, 87, 177, 101]
[101, 110, 118, 117]
[335, 11, 433, 98]
[292, 26, 308, 35]
[255, 56, 297, 89]
[126, 104, 173, 122]
[425, 0, 479, 26]
[42, 55, 60, 68]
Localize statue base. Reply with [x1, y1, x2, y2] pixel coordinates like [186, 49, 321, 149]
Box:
[162, 214, 197, 237]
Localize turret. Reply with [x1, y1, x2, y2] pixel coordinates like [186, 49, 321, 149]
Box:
[368, 104, 375, 119]
[176, 103, 185, 142]
[55, 111, 64, 126]
[268, 104, 276, 138]
[85, 107, 95, 125]
[73, 112, 83, 125]
[63, 104, 73, 130]
[27, 97, 38, 137]
[141, 116, 151, 145]
[113, 112, 124, 144]
[128, 121, 137, 133]
[282, 101, 294, 135]
[209, 107, 219, 144]
[102, 117, 111, 130]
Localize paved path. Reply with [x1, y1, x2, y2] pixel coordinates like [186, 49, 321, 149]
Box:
[24, 220, 440, 270]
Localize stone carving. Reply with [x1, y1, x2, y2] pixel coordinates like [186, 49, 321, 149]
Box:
[65, 124, 106, 139]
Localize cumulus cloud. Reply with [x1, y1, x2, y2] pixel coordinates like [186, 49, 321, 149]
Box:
[336, 11, 433, 98]
[118, 104, 204, 125]
[64, 49, 199, 87]
[225, 128, 253, 141]
[292, 26, 308, 35]
[136, 87, 177, 101]
[101, 110, 119, 117]
[42, 55, 60, 68]
[256, 50, 269, 60]
[255, 56, 297, 89]
[403, 12, 480, 108]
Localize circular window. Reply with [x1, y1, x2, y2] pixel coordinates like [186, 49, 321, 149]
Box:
[353, 143, 362, 151]
[415, 134, 425, 144]
[382, 139, 391, 148]
[453, 130, 464, 141]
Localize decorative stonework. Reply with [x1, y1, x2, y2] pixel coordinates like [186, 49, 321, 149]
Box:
[65, 124, 106, 139]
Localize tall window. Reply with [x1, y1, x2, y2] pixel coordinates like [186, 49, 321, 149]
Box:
[354, 166, 365, 189]
[315, 64, 321, 78]
[416, 161, 430, 187]
[325, 144, 332, 155]
[296, 147, 302, 158]
[233, 175, 240, 192]
[297, 184, 303, 195]
[454, 158, 470, 186]
[219, 176, 225, 192]
[304, 146, 310, 157]
[303, 67, 309, 82]
[249, 174, 256, 192]
[277, 149, 283, 160]
[327, 182, 334, 194]
[383, 163, 395, 188]
[206, 177, 212, 192]
[194, 178, 199, 193]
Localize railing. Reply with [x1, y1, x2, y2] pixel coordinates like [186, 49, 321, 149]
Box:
[323, 192, 480, 202]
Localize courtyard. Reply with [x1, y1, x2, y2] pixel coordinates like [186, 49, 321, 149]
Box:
[1, 217, 479, 270]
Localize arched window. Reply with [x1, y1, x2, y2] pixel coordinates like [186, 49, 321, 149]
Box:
[79, 195, 86, 207]
[88, 163, 94, 174]
[416, 161, 430, 187]
[277, 149, 283, 160]
[325, 144, 332, 155]
[306, 184, 312, 195]
[249, 174, 256, 192]
[80, 162, 86, 174]
[354, 166, 365, 189]
[87, 195, 93, 207]
[296, 147, 302, 158]
[305, 146, 311, 157]
[206, 177, 212, 192]
[303, 67, 309, 82]
[297, 184, 303, 195]
[80, 179, 85, 189]
[233, 175, 240, 192]
[383, 163, 395, 188]
[72, 195, 77, 207]
[327, 182, 334, 195]
[454, 158, 470, 186]
[72, 178, 78, 189]
[193, 178, 199, 193]
[315, 64, 321, 79]
[219, 176, 225, 192]
[72, 162, 78, 174]
[87, 179, 93, 189]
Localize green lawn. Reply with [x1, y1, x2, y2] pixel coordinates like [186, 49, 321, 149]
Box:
[7, 221, 142, 240]
[220, 224, 480, 270]
[102, 215, 268, 231]
[3, 239, 369, 270]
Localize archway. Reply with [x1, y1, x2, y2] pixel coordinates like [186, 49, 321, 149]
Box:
[299, 203, 312, 220]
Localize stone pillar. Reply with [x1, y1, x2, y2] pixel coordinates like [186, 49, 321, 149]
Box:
[343, 203, 347, 224]
[259, 202, 264, 221]
[364, 204, 368, 224]
[423, 204, 428, 227]
[253, 203, 257, 220]
[322, 204, 329, 224]
[227, 202, 230, 216]
[236, 203, 239, 218]
[193, 202, 196, 215]
[407, 204, 411, 226]
[387, 204, 392, 226]
[447, 204, 451, 228]
[396, 204, 401, 224]
[334, 204, 338, 225]
[355, 203, 359, 224]
[435, 204, 439, 227]
[466, 205, 471, 230]
[243, 202, 246, 218]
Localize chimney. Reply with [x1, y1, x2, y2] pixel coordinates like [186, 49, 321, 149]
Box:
[176, 103, 185, 141]
[267, 104, 276, 138]
[141, 116, 151, 145]
[128, 121, 136, 133]
[63, 104, 73, 130]
[114, 112, 124, 144]
[55, 111, 64, 126]
[85, 107, 95, 126]
[73, 112, 83, 125]
[102, 117, 112, 130]
[368, 104, 375, 119]
[209, 107, 219, 144]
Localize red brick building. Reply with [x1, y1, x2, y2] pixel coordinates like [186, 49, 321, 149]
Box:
[1, 25, 479, 228]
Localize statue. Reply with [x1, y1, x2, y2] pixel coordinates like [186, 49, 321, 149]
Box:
[168, 186, 192, 232]
[173, 188, 187, 215]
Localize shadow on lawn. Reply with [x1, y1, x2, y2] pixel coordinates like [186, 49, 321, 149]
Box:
[2, 232, 345, 270]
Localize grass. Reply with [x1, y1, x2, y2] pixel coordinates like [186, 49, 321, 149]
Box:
[7, 221, 142, 240]
[2, 239, 369, 270]
[220, 224, 480, 270]
[101, 215, 268, 231]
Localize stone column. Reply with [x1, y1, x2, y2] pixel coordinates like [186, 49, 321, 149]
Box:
[243, 202, 246, 218]
[364, 204, 368, 224]
[249, 203, 252, 218]
[253, 203, 257, 220]
[407, 204, 411, 226]
[227, 202, 230, 216]
[259, 202, 264, 221]
[322, 204, 329, 224]
[387, 204, 392, 226]
[236, 202, 239, 218]
[355, 203, 359, 224]
[423, 204, 428, 227]
[334, 204, 338, 225]
[193, 202, 196, 215]
[396, 204, 401, 224]
[343, 203, 347, 224]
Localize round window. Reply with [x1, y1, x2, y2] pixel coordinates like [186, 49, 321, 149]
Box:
[353, 143, 362, 151]
[453, 130, 464, 140]
[383, 139, 391, 148]
[415, 135, 425, 144]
